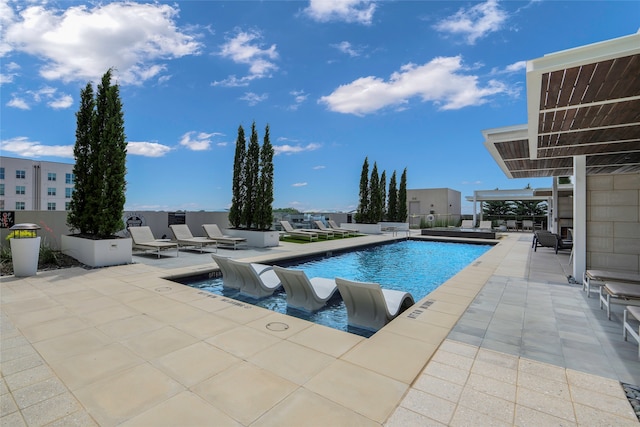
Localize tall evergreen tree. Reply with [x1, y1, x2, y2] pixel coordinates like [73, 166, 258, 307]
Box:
[229, 125, 246, 228]
[355, 157, 369, 224]
[369, 162, 381, 223]
[379, 170, 386, 222]
[387, 171, 398, 221]
[242, 122, 260, 228]
[256, 124, 274, 230]
[67, 68, 127, 238]
[398, 168, 408, 222]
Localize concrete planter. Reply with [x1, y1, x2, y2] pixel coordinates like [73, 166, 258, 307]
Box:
[61, 235, 132, 267]
[225, 229, 280, 248]
[346, 223, 382, 234]
[10, 237, 41, 277]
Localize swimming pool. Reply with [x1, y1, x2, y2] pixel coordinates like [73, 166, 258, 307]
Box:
[182, 240, 490, 337]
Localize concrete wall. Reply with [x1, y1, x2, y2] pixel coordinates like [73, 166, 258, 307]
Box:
[407, 188, 461, 226]
[1, 211, 230, 250]
[586, 172, 639, 273]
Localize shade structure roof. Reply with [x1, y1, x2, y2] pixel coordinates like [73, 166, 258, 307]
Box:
[484, 33, 640, 179]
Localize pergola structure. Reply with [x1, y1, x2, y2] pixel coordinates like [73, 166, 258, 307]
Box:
[482, 32, 640, 282]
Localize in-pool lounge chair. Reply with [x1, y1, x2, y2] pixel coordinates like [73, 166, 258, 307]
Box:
[582, 269, 640, 297]
[169, 224, 217, 253]
[328, 220, 358, 236]
[623, 306, 640, 358]
[599, 281, 640, 320]
[279, 220, 319, 242]
[128, 226, 179, 258]
[273, 266, 339, 312]
[335, 278, 415, 331]
[229, 259, 281, 299]
[211, 254, 272, 289]
[202, 224, 247, 250]
[314, 220, 348, 238]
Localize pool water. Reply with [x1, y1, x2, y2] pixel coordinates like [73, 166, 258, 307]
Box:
[186, 240, 490, 337]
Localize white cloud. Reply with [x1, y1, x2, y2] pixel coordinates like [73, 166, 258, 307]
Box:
[313, 165, 326, 170]
[288, 90, 308, 110]
[504, 60, 526, 73]
[127, 141, 172, 157]
[319, 56, 508, 115]
[1, 2, 202, 85]
[332, 41, 361, 57]
[179, 131, 216, 151]
[274, 143, 321, 155]
[434, 0, 507, 45]
[0, 61, 20, 85]
[6, 86, 73, 110]
[240, 92, 268, 106]
[0, 136, 73, 158]
[214, 30, 278, 86]
[292, 182, 308, 187]
[304, 0, 376, 25]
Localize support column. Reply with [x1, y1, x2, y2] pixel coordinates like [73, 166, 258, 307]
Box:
[472, 191, 477, 226]
[573, 155, 586, 283]
[551, 177, 558, 234]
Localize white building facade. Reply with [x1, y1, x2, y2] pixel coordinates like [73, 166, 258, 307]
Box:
[0, 157, 75, 211]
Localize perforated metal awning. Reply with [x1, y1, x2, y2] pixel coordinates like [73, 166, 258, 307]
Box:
[484, 33, 640, 179]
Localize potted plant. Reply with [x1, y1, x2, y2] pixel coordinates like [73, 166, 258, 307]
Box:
[8, 224, 41, 276]
[226, 122, 279, 247]
[61, 69, 132, 267]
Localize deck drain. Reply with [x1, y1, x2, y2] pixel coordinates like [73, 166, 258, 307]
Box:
[266, 322, 289, 332]
[154, 286, 173, 292]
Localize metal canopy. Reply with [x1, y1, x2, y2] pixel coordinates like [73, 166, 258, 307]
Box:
[484, 33, 640, 179]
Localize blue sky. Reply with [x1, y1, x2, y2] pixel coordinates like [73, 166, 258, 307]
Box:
[1, 0, 639, 214]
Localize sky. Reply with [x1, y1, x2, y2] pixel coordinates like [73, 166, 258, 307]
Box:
[1, 0, 639, 214]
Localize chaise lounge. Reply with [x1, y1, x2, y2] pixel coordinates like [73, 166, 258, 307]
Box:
[583, 269, 640, 297]
[599, 281, 640, 320]
[328, 220, 358, 236]
[211, 254, 271, 290]
[229, 259, 282, 299]
[202, 224, 247, 250]
[623, 306, 640, 359]
[128, 226, 178, 258]
[335, 277, 415, 331]
[533, 230, 572, 254]
[314, 220, 348, 238]
[279, 220, 319, 242]
[169, 224, 217, 253]
[273, 266, 339, 312]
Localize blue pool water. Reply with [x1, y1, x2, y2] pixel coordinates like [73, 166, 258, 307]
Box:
[184, 240, 490, 337]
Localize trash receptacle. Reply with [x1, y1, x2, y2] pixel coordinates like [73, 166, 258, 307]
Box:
[9, 223, 41, 277]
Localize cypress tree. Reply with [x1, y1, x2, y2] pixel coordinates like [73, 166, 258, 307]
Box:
[379, 170, 386, 222]
[256, 124, 274, 230]
[229, 125, 246, 228]
[398, 168, 408, 222]
[242, 121, 260, 228]
[387, 171, 398, 221]
[355, 157, 369, 224]
[369, 162, 380, 223]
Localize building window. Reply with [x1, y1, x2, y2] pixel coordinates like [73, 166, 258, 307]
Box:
[16, 170, 26, 179]
[0, 167, 4, 179]
[65, 173, 75, 184]
[0, 200, 4, 210]
[65, 187, 73, 198]
[16, 186, 25, 195]
[48, 187, 56, 196]
[48, 172, 57, 181]
[65, 202, 71, 210]
[0, 183, 3, 196]
[47, 203, 56, 211]
[16, 202, 25, 210]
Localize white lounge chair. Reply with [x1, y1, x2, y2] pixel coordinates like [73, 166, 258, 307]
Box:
[314, 220, 348, 238]
[335, 278, 414, 331]
[169, 224, 217, 253]
[327, 220, 358, 236]
[279, 220, 319, 242]
[202, 224, 247, 250]
[273, 266, 339, 312]
[623, 306, 640, 359]
[479, 220, 492, 230]
[522, 220, 534, 231]
[211, 254, 271, 290]
[229, 259, 281, 299]
[460, 220, 474, 229]
[583, 269, 640, 297]
[599, 281, 640, 320]
[128, 226, 178, 258]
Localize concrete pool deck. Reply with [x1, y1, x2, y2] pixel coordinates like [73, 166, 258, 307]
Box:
[1, 231, 638, 426]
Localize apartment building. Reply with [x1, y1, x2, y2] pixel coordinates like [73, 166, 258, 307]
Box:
[0, 157, 75, 211]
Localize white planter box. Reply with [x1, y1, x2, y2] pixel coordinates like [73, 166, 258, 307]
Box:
[224, 229, 280, 248]
[10, 237, 41, 277]
[345, 223, 382, 234]
[61, 235, 132, 268]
